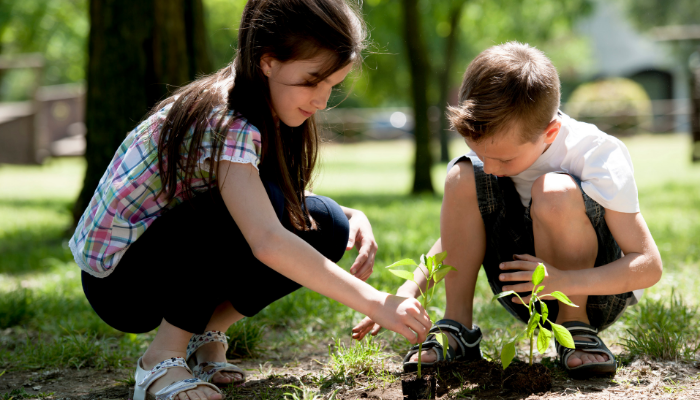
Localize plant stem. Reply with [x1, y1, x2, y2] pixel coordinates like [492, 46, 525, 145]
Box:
[417, 343, 422, 378]
[529, 336, 534, 366]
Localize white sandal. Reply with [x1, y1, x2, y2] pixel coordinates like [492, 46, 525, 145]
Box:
[186, 331, 246, 385]
[130, 356, 221, 400]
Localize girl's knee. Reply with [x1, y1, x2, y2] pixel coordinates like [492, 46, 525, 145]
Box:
[306, 196, 349, 262]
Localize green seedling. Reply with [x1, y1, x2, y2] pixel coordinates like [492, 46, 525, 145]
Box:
[492, 262, 577, 369]
[386, 251, 456, 378]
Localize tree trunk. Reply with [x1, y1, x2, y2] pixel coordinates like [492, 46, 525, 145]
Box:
[437, 2, 464, 163]
[691, 55, 700, 162]
[402, 0, 434, 194]
[72, 0, 212, 226]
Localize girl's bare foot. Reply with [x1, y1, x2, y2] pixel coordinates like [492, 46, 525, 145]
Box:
[142, 349, 222, 400]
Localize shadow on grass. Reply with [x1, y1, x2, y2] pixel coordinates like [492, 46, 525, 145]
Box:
[0, 225, 74, 275]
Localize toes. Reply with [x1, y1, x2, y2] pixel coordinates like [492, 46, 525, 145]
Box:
[202, 387, 222, 400]
[567, 353, 583, 368]
[178, 392, 191, 400]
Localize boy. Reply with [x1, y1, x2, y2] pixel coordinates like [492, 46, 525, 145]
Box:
[352, 42, 662, 379]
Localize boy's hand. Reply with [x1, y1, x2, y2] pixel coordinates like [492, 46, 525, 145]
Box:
[346, 210, 378, 281]
[366, 294, 431, 344]
[351, 316, 382, 340]
[498, 254, 567, 304]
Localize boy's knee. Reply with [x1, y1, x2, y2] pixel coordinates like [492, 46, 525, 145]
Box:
[531, 173, 583, 221]
[445, 159, 478, 202]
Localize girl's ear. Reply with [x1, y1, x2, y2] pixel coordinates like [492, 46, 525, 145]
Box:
[260, 54, 276, 77]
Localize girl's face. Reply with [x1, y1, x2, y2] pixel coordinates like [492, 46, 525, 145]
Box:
[261, 55, 353, 127]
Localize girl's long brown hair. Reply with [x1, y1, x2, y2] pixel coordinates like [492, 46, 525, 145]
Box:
[149, 0, 366, 230]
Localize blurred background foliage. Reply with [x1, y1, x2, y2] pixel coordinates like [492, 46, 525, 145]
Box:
[0, 0, 595, 106]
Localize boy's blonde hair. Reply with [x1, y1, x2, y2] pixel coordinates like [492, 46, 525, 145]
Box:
[448, 42, 560, 143]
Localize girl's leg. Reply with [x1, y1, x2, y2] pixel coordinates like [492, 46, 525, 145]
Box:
[186, 186, 349, 382]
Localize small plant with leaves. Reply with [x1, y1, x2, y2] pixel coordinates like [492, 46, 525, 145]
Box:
[386, 251, 456, 378]
[493, 262, 577, 369]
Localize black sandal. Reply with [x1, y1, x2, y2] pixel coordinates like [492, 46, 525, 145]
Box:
[402, 319, 482, 372]
[555, 321, 616, 379]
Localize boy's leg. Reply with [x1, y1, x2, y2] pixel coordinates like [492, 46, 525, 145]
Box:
[530, 173, 608, 367]
[410, 159, 487, 363]
[442, 160, 486, 331]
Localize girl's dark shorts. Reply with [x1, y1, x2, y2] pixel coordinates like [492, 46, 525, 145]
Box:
[448, 154, 635, 330]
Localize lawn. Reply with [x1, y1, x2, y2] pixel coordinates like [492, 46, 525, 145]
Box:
[1, 133, 699, 399]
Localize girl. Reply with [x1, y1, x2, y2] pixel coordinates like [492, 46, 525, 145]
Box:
[70, 1, 431, 400]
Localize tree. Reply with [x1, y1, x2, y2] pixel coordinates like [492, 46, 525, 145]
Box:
[616, 0, 700, 161]
[360, 0, 593, 194]
[72, 0, 212, 226]
[401, 0, 434, 193]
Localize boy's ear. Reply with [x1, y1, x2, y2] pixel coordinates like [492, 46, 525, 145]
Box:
[543, 118, 562, 145]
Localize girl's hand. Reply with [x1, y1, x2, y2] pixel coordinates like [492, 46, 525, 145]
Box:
[345, 209, 378, 281]
[351, 316, 381, 340]
[499, 254, 567, 304]
[368, 294, 431, 344]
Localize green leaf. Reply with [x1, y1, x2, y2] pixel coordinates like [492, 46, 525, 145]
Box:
[433, 264, 457, 283]
[386, 259, 418, 269]
[535, 285, 544, 294]
[527, 312, 540, 338]
[387, 269, 416, 282]
[433, 251, 447, 266]
[540, 302, 549, 323]
[546, 291, 579, 307]
[536, 324, 552, 354]
[532, 263, 546, 286]
[435, 332, 450, 359]
[420, 254, 427, 267]
[550, 322, 575, 349]
[501, 340, 516, 370]
[493, 290, 516, 301]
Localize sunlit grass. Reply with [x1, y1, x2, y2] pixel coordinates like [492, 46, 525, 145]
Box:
[1, 133, 699, 369]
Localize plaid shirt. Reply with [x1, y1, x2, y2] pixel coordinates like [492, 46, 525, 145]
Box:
[70, 103, 262, 277]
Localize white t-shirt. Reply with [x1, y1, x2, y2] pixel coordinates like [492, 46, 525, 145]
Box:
[465, 112, 643, 302]
[464, 112, 640, 212]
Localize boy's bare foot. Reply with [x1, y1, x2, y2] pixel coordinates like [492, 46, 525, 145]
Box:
[565, 336, 609, 367]
[142, 350, 222, 400]
[409, 332, 459, 363]
[191, 341, 243, 384]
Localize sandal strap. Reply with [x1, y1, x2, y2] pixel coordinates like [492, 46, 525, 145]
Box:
[402, 319, 482, 368]
[192, 361, 246, 383]
[186, 331, 229, 362]
[403, 338, 456, 364]
[137, 357, 193, 390]
[555, 321, 616, 373]
[429, 319, 482, 358]
[154, 378, 221, 400]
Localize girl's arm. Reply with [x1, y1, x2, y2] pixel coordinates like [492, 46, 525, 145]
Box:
[218, 160, 431, 343]
[501, 210, 662, 300]
[306, 190, 378, 281]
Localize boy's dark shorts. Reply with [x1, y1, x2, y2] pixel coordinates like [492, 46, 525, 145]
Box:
[448, 154, 635, 331]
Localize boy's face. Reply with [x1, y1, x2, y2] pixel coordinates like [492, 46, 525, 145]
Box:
[465, 118, 561, 177]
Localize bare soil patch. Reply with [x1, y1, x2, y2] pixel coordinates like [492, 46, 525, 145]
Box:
[2, 347, 700, 399]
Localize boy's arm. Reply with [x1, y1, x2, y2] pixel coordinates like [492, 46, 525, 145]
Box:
[503, 210, 662, 299]
[568, 210, 662, 295]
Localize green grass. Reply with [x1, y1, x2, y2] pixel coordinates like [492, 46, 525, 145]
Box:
[0, 133, 699, 370]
